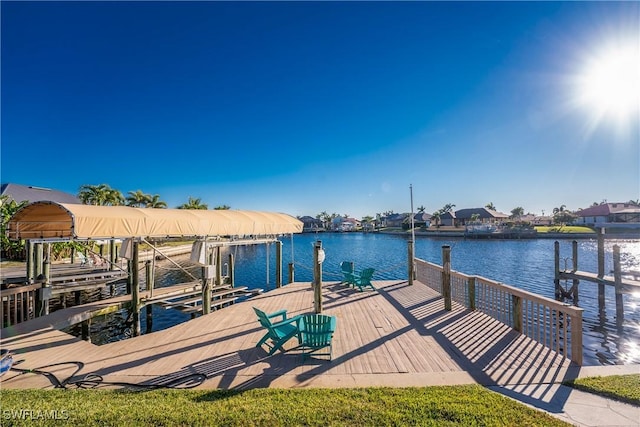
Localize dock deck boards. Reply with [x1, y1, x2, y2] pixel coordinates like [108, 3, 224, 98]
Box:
[1, 280, 574, 390]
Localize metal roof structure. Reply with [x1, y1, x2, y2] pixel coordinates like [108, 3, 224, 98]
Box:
[0, 183, 80, 204]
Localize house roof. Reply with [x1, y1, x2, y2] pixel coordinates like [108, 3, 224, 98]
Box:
[1, 183, 80, 204]
[413, 213, 432, 221]
[576, 203, 640, 217]
[7, 201, 303, 240]
[455, 208, 509, 219]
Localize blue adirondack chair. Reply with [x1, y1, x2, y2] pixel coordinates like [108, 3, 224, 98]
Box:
[340, 261, 355, 285]
[253, 307, 301, 355]
[297, 314, 337, 361]
[352, 268, 375, 291]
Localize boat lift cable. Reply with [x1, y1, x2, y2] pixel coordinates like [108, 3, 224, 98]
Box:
[141, 238, 199, 282]
[8, 360, 206, 390]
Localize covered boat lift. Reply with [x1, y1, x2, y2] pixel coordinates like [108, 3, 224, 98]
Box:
[6, 201, 303, 333]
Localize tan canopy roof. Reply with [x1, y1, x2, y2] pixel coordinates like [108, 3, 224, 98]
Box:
[7, 202, 303, 240]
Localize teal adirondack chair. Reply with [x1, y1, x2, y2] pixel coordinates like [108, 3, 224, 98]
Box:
[297, 314, 337, 361]
[352, 268, 375, 291]
[253, 307, 301, 355]
[340, 261, 355, 285]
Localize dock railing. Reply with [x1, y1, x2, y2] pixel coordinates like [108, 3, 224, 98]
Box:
[1, 283, 42, 327]
[415, 257, 584, 365]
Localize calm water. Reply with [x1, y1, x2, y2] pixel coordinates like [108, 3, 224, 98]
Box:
[68, 232, 640, 366]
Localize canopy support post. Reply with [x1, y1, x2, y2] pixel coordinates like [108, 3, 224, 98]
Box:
[131, 240, 140, 337]
[276, 240, 282, 288]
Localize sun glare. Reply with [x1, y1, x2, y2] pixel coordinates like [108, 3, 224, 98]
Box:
[581, 48, 638, 116]
[572, 41, 640, 135]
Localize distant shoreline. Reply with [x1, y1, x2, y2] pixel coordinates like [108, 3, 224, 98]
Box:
[332, 229, 640, 240]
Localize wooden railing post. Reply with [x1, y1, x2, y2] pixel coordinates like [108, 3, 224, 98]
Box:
[442, 245, 452, 311]
[512, 294, 522, 332]
[571, 310, 584, 365]
[468, 276, 476, 310]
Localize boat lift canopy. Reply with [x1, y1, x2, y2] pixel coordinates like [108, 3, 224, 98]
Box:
[7, 201, 303, 241]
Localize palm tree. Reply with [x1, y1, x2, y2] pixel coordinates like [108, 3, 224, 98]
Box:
[432, 211, 442, 228]
[126, 190, 151, 207]
[78, 184, 124, 206]
[417, 205, 426, 213]
[316, 211, 330, 230]
[177, 197, 208, 210]
[485, 202, 496, 211]
[510, 207, 524, 220]
[552, 205, 566, 215]
[440, 203, 456, 213]
[214, 205, 230, 210]
[147, 194, 167, 208]
[361, 215, 374, 231]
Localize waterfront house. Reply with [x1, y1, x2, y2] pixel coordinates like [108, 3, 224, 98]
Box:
[298, 216, 325, 232]
[440, 211, 456, 227]
[575, 203, 640, 226]
[411, 213, 432, 228]
[454, 208, 509, 226]
[382, 213, 408, 228]
[331, 217, 360, 232]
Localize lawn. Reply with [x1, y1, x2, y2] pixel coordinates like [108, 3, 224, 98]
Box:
[535, 226, 595, 234]
[0, 386, 570, 426]
[564, 374, 640, 406]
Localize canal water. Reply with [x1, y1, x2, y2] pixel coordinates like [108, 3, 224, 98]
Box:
[65, 232, 640, 366]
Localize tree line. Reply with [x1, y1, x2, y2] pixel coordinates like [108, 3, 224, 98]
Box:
[77, 184, 230, 210]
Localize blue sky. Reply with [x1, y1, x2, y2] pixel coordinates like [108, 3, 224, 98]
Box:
[2, 1, 638, 219]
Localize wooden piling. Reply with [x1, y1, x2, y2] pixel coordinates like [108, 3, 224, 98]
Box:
[288, 262, 295, 284]
[131, 241, 140, 337]
[201, 246, 212, 315]
[26, 240, 34, 283]
[145, 260, 154, 332]
[408, 240, 415, 286]
[228, 253, 235, 287]
[110, 239, 117, 271]
[571, 240, 579, 302]
[442, 245, 452, 311]
[313, 240, 323, 313]
[512, 294, 522, 332]
[554, 241, 561, 298]
[613, 245, 624, 329]
[81, 318, 91, 342]
[597, 228, 605, 307]
[276, 240, 282, 288]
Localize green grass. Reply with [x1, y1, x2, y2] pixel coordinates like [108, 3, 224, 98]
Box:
[564, 374, 640, 406]
[535, 226, 595, 234]
[0, 386, 570, 426]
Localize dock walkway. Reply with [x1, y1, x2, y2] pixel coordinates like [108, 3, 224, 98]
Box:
[2, 279, 577, 390]
[3, 279, 639, 426]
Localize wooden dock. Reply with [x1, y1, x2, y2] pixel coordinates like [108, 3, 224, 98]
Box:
[1, 280, 574, 391]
